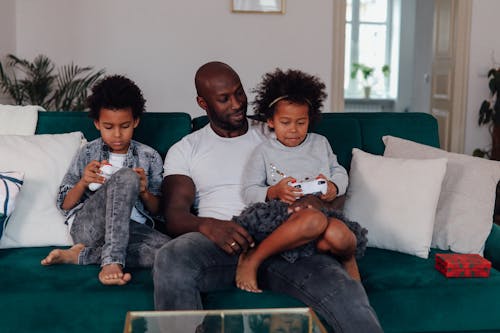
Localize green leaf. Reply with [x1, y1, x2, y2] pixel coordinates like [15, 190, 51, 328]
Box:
[0, 54, 104, 111]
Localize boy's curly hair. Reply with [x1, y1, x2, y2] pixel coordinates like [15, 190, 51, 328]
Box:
[87, 75, 146, 120]
[252, 68, 326, 126]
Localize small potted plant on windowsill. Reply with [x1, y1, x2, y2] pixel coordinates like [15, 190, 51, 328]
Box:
[351, 63, 374, 98]
[474, 68, 500, 161]
[351, 63, 391, 99]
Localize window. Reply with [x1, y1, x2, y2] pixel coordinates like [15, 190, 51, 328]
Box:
[345, 0, 398, 99]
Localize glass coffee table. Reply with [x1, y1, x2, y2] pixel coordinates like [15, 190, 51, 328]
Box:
[123, 307, 328, 333]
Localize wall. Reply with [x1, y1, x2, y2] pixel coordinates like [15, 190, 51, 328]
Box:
[394, 0, 416, 113]
[7, 0, 496, 155]
[412, 0, 434, 115]
[0, 0, 16, 104]
[465, 0, 499, 155]
[15, 0, 333, 117]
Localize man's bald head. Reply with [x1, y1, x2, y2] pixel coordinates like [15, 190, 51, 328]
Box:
[195, 61, 240, 98]
[193, 61, 248, 136]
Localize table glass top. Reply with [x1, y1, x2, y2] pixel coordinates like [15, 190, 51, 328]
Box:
[123, 307, 328, 333]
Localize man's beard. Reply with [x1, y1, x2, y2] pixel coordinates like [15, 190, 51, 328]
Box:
[209, 108, 247, 132]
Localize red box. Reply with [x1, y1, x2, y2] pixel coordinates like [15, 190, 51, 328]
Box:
[435, 253, 491, 278]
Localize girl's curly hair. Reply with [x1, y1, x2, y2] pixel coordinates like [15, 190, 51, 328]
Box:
[87, 75, 146, 120]
[252, 68, 326, 126]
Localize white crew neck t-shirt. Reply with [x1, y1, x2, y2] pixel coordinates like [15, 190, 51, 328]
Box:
[163, 120, 269, 220]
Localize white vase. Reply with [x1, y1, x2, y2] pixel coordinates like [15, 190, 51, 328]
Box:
[363, 86, 371, 99]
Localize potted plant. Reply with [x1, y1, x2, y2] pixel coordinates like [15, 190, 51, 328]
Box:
[0, 54, 104, 111]
[475, 68, 500, 160]
[351, 63, 374, 98]
[351, 63, 390, 98]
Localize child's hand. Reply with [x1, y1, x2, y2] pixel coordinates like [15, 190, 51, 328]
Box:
[133, 167, 148, 194]
[317, 173, 337, 202]
[81, 160, 106, 187]
[267, 177, 302, 204]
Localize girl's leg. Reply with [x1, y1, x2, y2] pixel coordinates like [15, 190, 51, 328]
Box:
[236, 207, 328, 292]
[316, 217, 360, 281]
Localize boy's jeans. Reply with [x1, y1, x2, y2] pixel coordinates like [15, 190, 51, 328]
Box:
[70, 168, 169, 268]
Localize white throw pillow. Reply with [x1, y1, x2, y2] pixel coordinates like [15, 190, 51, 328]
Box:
[0, 171, 24, 239]
[383, 135, 500, 254]
[344, 148, 447, 258]
[0, 132, 84, 248]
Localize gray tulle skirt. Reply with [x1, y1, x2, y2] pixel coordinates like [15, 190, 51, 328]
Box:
[233, 200, 367, 263]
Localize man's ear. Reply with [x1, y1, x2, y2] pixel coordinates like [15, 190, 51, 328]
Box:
[94, 119, 100, 131]
[197, 96, 208, 111]
[133, 118, 140, 128]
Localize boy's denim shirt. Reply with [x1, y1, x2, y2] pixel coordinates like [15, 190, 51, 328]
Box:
[57, 138, 163, 224]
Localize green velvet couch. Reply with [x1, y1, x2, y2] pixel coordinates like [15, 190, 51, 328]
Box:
[1, 111, 499, 333]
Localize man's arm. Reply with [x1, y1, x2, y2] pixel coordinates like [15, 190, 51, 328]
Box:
[162, 175, 254, 254]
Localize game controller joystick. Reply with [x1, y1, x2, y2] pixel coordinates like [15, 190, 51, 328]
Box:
[289, 178, 328, 195]
[88, 164, 120, 191]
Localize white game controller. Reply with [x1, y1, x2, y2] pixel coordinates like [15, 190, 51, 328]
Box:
[88, 164, 121, 191]
[289, 178, 328, 195]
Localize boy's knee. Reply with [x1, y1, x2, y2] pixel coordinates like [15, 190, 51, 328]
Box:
[111, 168, 140, 189]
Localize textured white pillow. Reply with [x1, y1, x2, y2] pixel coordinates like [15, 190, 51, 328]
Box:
[0, 171, 24, 239]
[383, 135, 500, 254]
[344, 148, 447, 258]
[0, 132, 83, 248]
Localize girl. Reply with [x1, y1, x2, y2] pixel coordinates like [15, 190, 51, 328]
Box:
[234, 69, 367, 293]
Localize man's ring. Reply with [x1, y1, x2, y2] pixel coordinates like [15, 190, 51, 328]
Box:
[230, 241, 237, 247]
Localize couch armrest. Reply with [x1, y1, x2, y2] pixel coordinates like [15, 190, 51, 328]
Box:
[484, 224, 500, 270]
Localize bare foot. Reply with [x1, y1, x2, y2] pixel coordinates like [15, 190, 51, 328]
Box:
[235, 251, 262, 293]
[98, 263, 132, 286]
[41, 243, 85, 265]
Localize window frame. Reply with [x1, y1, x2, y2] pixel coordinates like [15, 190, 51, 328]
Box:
[345, 0, 395, 99]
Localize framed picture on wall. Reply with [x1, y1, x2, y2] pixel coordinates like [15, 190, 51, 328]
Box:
[232, 0, 285, 14]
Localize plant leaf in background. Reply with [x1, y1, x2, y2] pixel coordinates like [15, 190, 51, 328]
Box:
[0, 54, 104, 111]
[52, 64, 105, 111]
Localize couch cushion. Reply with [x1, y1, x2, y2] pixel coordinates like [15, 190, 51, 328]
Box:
[356, 112, 440, 154]
[359, 247, 500, 333]
[0, 247, 154, 333]
[0, 132, 83, 248]
[36, 111, 192, 158]
[312, 115, 362, 170]
[0, 171, 24, 239]
[383, 135, 500, 254]
[344, 149, 447, 258]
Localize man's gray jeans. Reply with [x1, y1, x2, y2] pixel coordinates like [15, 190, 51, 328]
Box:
[153, 232, 383, 333]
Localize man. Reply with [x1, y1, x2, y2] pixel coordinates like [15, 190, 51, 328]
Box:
[153, 61, 382, 332]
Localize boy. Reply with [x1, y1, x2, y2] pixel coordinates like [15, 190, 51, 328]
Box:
[41, 75, 170, 286]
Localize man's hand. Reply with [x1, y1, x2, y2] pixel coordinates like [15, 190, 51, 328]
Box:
[267, 177, 302, 204]
[199, 219, 255, 255]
